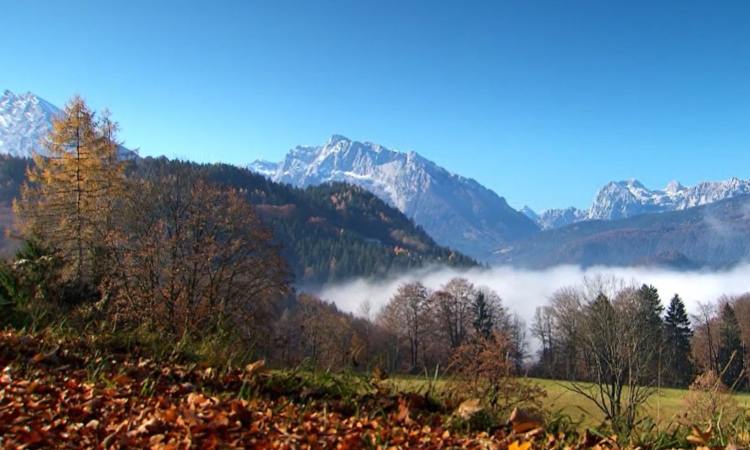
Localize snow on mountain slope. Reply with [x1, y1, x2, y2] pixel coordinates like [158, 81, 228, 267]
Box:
[249, 135, 539, 260]
[0, 90, 61, 157]
[527, 177, 750, 229]
[496, 193, 750, 269]
[587, 178, 750, 220]
[520, 206, 539, 222]
[0, 90, 137, 160]
[247, 160, 278, 178]
[523, 206, 588, 230]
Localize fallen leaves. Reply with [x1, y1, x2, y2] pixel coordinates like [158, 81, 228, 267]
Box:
[507, 406, 542, 434]
[1, 330, 528, 449]
[687, 424, 714, 446]
[0, 330, 737, 449]
[456, 398, 483, 420]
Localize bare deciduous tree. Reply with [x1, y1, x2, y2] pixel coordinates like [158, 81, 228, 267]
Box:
[438, 278, 475, 348]
[567, 285, 659, 432]
[104, 172, 288, 345]
[377, 281, 430, 372]
[692, 301, 719, 373]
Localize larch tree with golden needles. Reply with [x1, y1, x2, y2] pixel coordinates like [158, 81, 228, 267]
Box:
[14, 97, 126, 289]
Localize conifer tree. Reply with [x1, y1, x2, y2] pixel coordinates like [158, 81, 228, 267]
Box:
[636, 284, 664, 337]
[14, 97, 125, 288]
[635, 284, 664, 379]
[472, 291, 494, 339]
[717, 303, 745, 390]
[662, 294, 693, 387]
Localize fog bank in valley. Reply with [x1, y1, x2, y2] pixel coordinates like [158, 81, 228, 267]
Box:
[314, 264, 750, 328]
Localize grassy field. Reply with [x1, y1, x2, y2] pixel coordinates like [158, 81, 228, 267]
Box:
[387, 375, 750, 428]
[533, 378, 750, 428]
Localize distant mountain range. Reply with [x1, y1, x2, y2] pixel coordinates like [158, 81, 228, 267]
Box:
[524, 178, 750, 229]
[521, 206, 588, 231]
[498, 193, 750, 269]
[249, 135, 539, 260]
[3, 89, 750, 269]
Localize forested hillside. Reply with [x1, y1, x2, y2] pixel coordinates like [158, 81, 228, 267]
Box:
[134, 158, 476, 283]
[0, 155, 475, 283]
[0, 155, 30, 254]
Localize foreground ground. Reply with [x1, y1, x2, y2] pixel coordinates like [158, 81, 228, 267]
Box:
[0, 329, 742, 449]
[0, 330, 575, 449]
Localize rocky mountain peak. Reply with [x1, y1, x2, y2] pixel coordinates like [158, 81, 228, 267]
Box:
[248, 136, 538, 259]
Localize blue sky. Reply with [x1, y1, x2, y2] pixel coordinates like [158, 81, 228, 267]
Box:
[4, 1, 750, 211]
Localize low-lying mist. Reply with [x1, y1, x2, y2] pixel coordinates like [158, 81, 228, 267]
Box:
[314, 264, 750, 327]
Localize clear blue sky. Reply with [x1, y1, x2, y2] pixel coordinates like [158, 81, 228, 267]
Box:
[4, 1, 750, 211]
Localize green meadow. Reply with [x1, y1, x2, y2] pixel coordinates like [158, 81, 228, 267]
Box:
[387, 375, 750, 429]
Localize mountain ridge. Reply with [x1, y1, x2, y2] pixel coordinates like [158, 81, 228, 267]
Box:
[525, 177, 750, 229]
[4, 89, 750, 270]
[250, 135, 539, 260]
[497, 193, 750, 269]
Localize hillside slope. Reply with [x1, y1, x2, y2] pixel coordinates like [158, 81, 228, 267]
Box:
[496, 194, 750, 269]
[140, 158, 476, 283]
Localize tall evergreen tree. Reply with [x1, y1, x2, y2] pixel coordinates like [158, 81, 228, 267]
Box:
[636, 284, 664, 334]
[717, 303, 745, 390]
[472, 291, 494, 339]
[635, 284, 664, 379]
[662, 294, 693, 387]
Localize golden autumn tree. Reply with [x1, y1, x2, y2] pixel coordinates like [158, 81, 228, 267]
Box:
[14, 96, 126, 289]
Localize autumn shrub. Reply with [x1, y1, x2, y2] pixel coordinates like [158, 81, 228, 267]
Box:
[446, 331, 546, 420]
[273, 294, 374, 371]
[681, 370, 741, 429]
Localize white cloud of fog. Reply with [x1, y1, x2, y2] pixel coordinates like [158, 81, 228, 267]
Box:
[314, 264, 750, 333]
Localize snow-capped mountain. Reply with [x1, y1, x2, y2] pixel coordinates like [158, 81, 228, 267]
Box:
[0, 90, 61, 157]
[250, 135, 539, 259]
[0, 90, 136, 160]
[522, 206, 588, 230]
[248, 160, 279, 178]
[497, 193, 750, 269]
[588, 178, 750, 220]
[526, 177, 750, 229]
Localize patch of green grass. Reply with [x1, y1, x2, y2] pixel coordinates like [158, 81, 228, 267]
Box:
[532, 378, 750, 428]
[388, 375, 750, 429]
